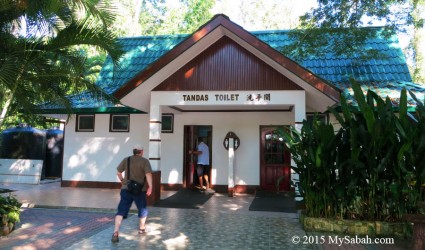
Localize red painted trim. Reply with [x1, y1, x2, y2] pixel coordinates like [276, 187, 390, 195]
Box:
[62, 171, 162, 206]
[160, 183, 183, 191]
[61, 180, 121, 189]
[228, 187, 235, 197]
[61, 180, 257, 195]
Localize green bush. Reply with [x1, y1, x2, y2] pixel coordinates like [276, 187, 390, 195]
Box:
[284, 81, 424, 221]
[0, 193, 21, 224]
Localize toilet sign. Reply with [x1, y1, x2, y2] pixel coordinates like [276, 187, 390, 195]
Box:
[223, 131, 240, 151]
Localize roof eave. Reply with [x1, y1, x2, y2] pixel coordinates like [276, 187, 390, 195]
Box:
[34, 106, 146, 115]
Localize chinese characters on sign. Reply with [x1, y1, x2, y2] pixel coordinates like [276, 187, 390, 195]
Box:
[246, 93, 271, 101]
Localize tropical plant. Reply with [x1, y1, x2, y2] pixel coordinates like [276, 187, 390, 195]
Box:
[0, 0, 124, 130]
[284, 81, 425, 221]
[0, 193, 21, 224]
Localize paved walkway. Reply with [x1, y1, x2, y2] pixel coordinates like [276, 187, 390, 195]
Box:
[0, 181, 412, 249]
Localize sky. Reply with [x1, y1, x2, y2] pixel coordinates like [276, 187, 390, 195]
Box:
[162, 0, 423, 71]
[166, 0, 317, 30]
[211, 0, 422, 56]
[211, 0, 317, 30]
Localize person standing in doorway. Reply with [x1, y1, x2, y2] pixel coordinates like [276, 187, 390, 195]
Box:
[190, 137, 211, 191]
[112, 145, 153, 243]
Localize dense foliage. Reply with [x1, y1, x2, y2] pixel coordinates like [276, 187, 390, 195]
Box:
[283, 0, 425, 84]
[284, 81, 425, 221]
[0, 0, 123, 130]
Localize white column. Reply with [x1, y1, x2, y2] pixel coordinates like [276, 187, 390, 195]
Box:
[149, 104, 161, 171]
[228, 138, 235, 196]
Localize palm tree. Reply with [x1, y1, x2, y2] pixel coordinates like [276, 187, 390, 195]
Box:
[0, 0, 123, 129]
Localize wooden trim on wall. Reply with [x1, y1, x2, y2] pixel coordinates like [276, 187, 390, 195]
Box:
[161, 183, 184, 191]
[160, 184, 257, 194]
[234, 185, 257, 194]
[61, 180, 121, 189]
[62, 171, 162, 206]
[61, 180, 258, 195]
[155, 37, 302, 91]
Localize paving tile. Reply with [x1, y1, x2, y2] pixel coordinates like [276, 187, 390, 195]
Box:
[0, 208, 114, 250]
[0, 182, 411, 250]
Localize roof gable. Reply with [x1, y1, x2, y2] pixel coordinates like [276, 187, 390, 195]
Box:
[110, 14, 340, 101]
[154, 36, 302, 91]
[92, 14, 424, 111]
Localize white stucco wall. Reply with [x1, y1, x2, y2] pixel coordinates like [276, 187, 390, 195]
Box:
[62, 114, 150, 182]
[62, 111, 294, 186]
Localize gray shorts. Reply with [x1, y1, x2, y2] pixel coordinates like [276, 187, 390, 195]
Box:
[196, 164, 210, 176]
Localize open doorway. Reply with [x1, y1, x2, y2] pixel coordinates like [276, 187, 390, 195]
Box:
[183, 125, 212, 189]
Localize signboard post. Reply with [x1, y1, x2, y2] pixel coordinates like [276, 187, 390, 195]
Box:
[224, 132, 240, 197]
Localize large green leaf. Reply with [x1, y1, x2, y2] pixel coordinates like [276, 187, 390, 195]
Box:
[280, 81, 425, 220]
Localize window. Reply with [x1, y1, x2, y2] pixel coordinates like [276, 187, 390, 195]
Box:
[306, 113, 327, 125]
[76, 114, 95, 132]
[161, 114, 174, 133]
[110, 114, 130, 132]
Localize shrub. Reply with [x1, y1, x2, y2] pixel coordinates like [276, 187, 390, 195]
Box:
[0, 193, 21, 224]
[284, 81, 424, 221]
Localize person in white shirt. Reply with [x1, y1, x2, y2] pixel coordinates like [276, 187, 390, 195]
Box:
[190, 137, 211, 190]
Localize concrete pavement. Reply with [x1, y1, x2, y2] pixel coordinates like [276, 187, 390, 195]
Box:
[0, 181, 412, 249]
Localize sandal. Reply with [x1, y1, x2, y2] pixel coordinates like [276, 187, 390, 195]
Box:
[111, 232, 119, 243]
[138, 228, 147, 234]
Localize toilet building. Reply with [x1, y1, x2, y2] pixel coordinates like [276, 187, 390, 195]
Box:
[40, 15, 425, 201]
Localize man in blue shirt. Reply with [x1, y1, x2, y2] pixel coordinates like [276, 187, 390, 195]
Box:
[190, 137, 211, 191]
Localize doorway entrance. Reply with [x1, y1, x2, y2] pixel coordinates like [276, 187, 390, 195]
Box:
[260, 126, 291, 191]
[183, 125, 212, 189]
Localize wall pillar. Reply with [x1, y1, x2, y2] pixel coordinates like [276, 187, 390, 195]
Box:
[149, 104, 161, 171]
[148, 104, 161, 204]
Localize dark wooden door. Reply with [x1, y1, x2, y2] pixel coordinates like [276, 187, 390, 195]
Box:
[183, 125, 196, 188]
[183, 125, 212, 189]
[260, 126, 291, 191]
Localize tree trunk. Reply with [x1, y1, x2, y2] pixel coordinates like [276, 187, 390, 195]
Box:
[0, 92, 14, 129]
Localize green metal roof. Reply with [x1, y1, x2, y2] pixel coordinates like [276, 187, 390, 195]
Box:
[255, 29, 413, 84]
[253, 29, 423, 109]
[45, 26, 425, 113]
[96, 28, 423, 107]
[97, 34, 188, 95]
[39, 91, 145, 114]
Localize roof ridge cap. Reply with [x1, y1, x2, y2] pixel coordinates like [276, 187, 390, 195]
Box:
[251, 30, 290, 34]
[118, 34, 190, 40]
